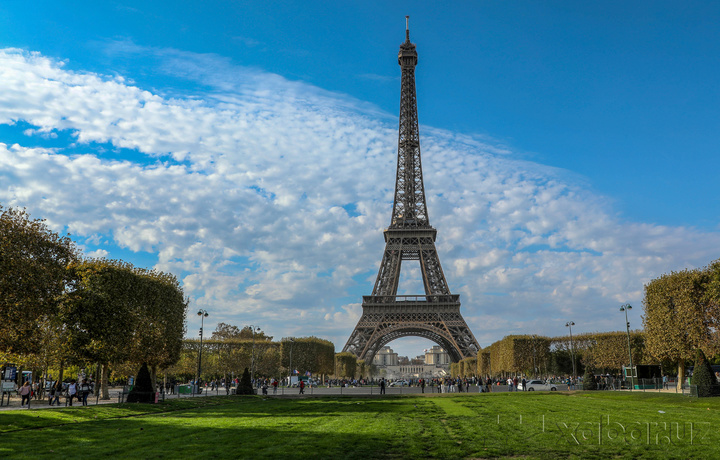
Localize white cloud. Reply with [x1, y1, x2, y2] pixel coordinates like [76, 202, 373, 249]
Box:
[1, 47, 719, 356]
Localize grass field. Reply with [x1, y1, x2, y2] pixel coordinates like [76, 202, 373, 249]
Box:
[1, 391, 718, 459]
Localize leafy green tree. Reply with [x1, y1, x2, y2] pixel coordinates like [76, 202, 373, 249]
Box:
[236, 367, 254, 395]
[335, 352, 357, 378]
[127, 269, 187, 384]
[705, 259, 720, 330]
[583, 370, 597, 390]
[691, 349, 718, 397]
[477, 351, 491, 376]
[212, 323, 243, 340]
[280, 337, 335, 378]
[0, 206, 78, 354]
[643, 268, 716, 390]
[63, 259, 187, 398]
[581, 332, 645, 374]
[127, 362, 155, 403]
[63, 259, 138, 397]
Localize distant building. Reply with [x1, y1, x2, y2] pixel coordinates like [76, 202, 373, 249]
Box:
[424, 346, 450, 365]
[373, 346, 399, 366]
[372, 345, 450, 380]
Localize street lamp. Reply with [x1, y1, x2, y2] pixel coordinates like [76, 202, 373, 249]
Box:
[532, 334, 538, 378]
[196, 309, 209, 394]
[620, 304, 634, 391]
[248, 325, 261, 382]
[288, 338, 295, 387]
[565, 321, 576, 383]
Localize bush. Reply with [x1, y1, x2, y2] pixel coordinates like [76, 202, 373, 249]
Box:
[583, 370, 597, 390]
[236, 367, 254, 395]
[127, 363, 155, 403]
[691, 349, 718, 397]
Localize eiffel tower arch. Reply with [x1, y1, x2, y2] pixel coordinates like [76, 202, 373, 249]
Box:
[343, 18, 480, 363]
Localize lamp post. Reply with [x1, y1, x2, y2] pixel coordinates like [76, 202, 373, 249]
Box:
[565, 321, 576, 384]
[196, 309, 209, 394]
[620, 304, 634, 391]
[249, 325, 260, 382]
[532, 334, 538, 378]
[288, 338, 295, 387]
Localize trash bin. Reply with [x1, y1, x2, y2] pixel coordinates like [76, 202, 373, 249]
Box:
[177, 384, 193, 394]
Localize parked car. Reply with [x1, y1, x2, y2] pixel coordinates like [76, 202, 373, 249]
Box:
[518, 380, 557, 391]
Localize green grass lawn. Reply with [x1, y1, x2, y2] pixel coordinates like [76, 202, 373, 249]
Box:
[1, 392, 718, 459]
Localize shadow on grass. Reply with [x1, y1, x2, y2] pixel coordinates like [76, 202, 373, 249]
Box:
[3, 412, 405, 459]
[3, 393, 719, 459]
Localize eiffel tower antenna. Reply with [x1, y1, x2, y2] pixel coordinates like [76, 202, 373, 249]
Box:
[342, 19, 480, 363]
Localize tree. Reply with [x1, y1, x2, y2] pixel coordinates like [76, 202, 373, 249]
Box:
[127, 362, 155, 403]
[581, 332, 645, 373]
[335, 352, 357, 378]
[236, 368, 254, 395]
[643, 268, 716, 391]
[583, 370, 597, 390]
[280, 337, 335, 378]
[0, 206, 78, 354]
[62, 259, 138, 397]
[212, 323, 242, 340]
[705, 259, 720, 330]
[691, 349, 718, 397]
[477, 351, 491, 376]
[63, 259, 187, 398]
[126, 269, 188, 385]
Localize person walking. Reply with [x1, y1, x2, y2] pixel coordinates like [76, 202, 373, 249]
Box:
[521, 378, 527, 391]
[380, 378, 386, 395]
[19, 381, 31, 407]
[67, 380, 77, 406]
[299, 379, 305, 395]
[49, 382, 61, 406]
[80, 379, 91, 406]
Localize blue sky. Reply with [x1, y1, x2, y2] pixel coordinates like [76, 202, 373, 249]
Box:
[1, 1, 719, 359]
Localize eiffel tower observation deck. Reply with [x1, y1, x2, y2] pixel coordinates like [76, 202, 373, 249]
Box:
[342, 18, 480, 363]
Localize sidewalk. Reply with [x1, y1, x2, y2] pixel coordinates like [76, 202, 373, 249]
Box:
[0, 388, 125, 411]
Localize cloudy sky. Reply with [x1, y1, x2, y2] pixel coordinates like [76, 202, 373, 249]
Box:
[1, 1, 719, 359]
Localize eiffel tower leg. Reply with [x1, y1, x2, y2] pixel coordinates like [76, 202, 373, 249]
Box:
[372, 248, 402, 297]
[419, 246, 450, 296]
[342, 312, 377, 359]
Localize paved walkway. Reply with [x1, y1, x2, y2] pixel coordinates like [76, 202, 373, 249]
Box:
[0, 384, 691, 411]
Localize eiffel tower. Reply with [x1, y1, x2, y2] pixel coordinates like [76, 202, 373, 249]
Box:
[343, 17, 480, 363]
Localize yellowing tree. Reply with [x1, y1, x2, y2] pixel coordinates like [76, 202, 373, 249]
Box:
[0, 206, 78, 354]
[643, 268, 716, 390]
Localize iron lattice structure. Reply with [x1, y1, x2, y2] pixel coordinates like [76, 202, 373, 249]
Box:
[343, 19, 480, 363]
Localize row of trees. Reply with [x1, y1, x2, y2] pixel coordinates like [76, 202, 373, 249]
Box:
[164, 327, 367, 383]
[169, 330, 334, 380]
[453, 259, 720, 389]
[460, 332, 645, 380]
[643, 261, 720, 389]
[1, 205, 188, 397]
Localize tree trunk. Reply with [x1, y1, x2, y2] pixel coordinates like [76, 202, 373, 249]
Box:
[57, 362, 65, 387]
[150, 364, 157, 392]
[677, 361, 685, 392]
[101, 364, 111, 400]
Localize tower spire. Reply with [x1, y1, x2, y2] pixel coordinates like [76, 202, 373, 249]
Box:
[342, 20, 480, 364]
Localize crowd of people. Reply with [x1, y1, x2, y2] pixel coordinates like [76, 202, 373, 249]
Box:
[15, 377, 96, 407]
